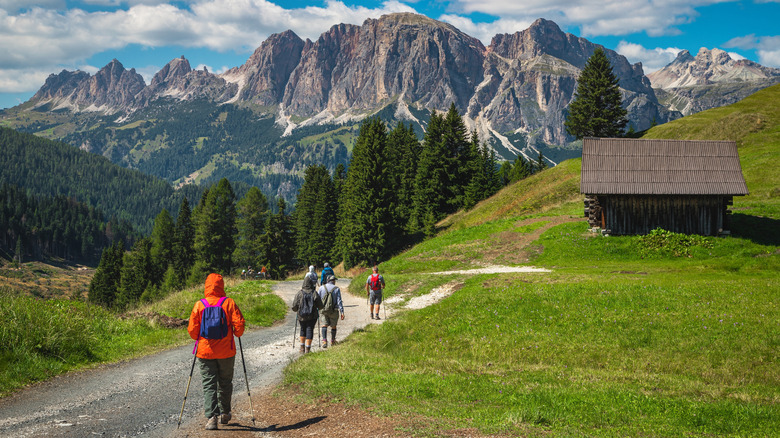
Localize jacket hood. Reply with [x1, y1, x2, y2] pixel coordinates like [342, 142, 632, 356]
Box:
[204, 273, 226, 298]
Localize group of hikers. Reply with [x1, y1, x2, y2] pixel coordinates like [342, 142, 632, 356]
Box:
[241, 265, 267, 280]
[184, 264, 387, 430]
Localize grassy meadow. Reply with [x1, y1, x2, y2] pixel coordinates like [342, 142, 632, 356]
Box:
[0, 278, 286, 396]
[283, 86, 780, 436]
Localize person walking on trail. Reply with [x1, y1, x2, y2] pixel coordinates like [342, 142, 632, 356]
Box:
[366, 265, 385, 320]
[318, 274, 344, 348]
[302, 265, 319, 292]
[187, 273, 246, 430]
[320, 262, 335, 286]
[292, 280, 324, 353]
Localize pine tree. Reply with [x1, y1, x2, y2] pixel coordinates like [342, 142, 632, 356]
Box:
[233, 186, 269, 271]
[441, 103, 470, 210]
[88, 241, 124, 308]
[260, 198, 295, 279]
[149, 209, 175, 285]
[172, 197, 194, 288]
[412, 111, 448, 232]
[338, 118, 391, 267]
[565, 47, 628, 139]
[116, 238, 152, 310]
[193, 179, 236, 274]
[386, 122, 421, 235]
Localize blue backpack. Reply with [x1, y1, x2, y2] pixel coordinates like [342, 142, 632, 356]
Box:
[199, 297, 230, 339]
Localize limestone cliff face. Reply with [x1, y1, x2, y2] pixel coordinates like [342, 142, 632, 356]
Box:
[281, 14, 486, 117]
[648, 48, 780, 115]
[24, 13, 694, 144]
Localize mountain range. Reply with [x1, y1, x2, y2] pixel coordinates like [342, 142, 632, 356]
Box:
[2, 13, 777, 202]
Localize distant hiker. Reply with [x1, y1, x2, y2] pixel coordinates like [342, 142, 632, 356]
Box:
[260, 265, 267, 279]
[302, 265, 319, 292]
[292, 279, 324, 353]
[187, 273, 246, 430]
[241, 269, 246, 279]
[318, 274, 344, 348]
[365, 265, 386, 320]
[320, 262, 335, 286]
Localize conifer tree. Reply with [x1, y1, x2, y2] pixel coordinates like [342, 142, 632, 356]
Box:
[260, 198, 295, 279]
[172, 197, 194, 287]
[233, 186, 269, 271]
[386, 122, 420, 234]
[412, 111, 448, 233]
[565, 47, 628, 139]
[193, 179, 236, 274]
[441, 103, 470, 210]
[88, 241, 124, 308]
[149, 209, 174, 285]
[338, 118, 391, 267]
[116, 238, 152, 310]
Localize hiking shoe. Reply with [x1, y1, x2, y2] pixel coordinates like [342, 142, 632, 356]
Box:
[322, 341, 328, 349]
[331, 339, 338, 346]
[375, 314, 381, 320]
[220, 412, 232, 424]
[305, 346, 311, 354]
[370, 314, 375, 319]
[205, 416, 218, 430]
[299, 344, 305, 353]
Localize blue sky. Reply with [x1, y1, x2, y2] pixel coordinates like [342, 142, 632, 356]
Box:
[0, 0, 778, 110]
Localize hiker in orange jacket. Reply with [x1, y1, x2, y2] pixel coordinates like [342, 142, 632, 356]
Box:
[187, 273, 245, 430]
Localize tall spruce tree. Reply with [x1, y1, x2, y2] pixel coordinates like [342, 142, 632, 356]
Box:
[116, 238, 152, 310]
[172, 197, 194, 288]
[441, 103, 470, 210]
[294, 165, 336, 266]
[149, 209, 174, 285]
[88, 241, 124, 308]
[412, 111, 448, 234]
[193, 178, 236, 275]
[338, 118, 391, 267]
[233, 186, 269, 271]
[386, 122, 421, 235]
[565, 47, 628, 139]
[260, 197, 295, 279]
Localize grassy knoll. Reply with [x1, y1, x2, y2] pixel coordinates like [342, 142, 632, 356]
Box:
[286, 86, 780, 436]
[0, 279, 285, 396]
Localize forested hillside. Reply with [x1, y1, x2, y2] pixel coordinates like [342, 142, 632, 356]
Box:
[0, 127, 202, 234]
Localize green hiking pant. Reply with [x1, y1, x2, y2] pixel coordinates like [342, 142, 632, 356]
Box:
[197, 356, 235, 418]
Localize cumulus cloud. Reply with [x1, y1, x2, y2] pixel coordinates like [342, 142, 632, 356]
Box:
[616, 41, 683, 72]
[0, 0, 417, 94]
[724, 34, 780, 68]
[448, 0, 715, 37]
[438, 14, 533, 44]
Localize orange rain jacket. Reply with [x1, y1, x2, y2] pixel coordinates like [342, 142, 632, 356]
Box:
[187, 273, 246, 359]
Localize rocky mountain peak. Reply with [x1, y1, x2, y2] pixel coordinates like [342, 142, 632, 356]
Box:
[150, 56, 192, 87]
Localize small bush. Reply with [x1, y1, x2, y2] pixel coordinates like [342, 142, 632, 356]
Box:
[639, 228, 713, 257]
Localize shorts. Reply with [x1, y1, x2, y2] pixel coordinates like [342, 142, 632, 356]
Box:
[320, 309, 340, 327]
[369, 290, 383, 305]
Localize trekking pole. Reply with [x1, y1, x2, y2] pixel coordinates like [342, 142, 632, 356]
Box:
[177, 342, 198, 429]
[292, 317, 298, 349]
[238, 337, 257, 427]
[316, 312, 321, 348]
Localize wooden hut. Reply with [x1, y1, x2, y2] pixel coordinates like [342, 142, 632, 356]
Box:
[580, 138, 749, 236]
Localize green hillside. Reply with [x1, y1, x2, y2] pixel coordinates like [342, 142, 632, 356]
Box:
[642, 83, 780, 219]
[283, 87, 780, 436]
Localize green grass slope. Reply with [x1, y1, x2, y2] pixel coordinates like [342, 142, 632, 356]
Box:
[284, 87, 780, 436]
[642, 83, 780, 219]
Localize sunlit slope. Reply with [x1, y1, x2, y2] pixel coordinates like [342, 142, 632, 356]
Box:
[642, 83, 780, 217]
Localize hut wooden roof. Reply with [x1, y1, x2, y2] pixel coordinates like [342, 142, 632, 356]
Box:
[580, 138, 749, 195]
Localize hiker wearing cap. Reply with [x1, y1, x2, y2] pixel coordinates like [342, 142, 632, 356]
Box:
[187, 273, 246, 430]
[320, 262, 335, 286]
[318, 275, 344, 348]
[365, 265, 385, 320]
[292, 279, 324, 353]
[302, 265, 318, 292]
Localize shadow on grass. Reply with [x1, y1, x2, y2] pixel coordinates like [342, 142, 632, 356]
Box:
[732, 213, 780, 246]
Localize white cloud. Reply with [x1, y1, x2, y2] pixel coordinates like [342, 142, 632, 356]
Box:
[438, 14, 533, 44]
[0, 67, 56, 93]
[0, 0, 418, 94]
[448, 0, 718, 37]
[724, 34, 780, 68]
[616, 41, 683, 72]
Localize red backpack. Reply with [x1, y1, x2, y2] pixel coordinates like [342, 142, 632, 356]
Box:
[370, 273, 383, 291]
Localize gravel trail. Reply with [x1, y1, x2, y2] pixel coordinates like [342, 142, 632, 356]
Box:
[0, 278, 378, 437]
